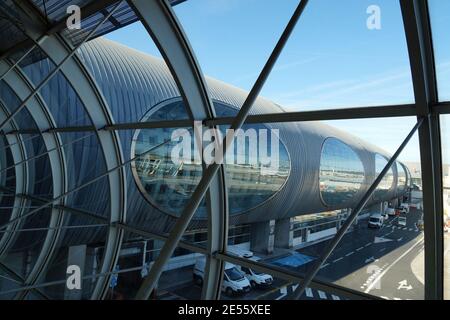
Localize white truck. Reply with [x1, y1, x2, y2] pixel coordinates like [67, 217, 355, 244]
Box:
[368, 214, 384, 228]
[193, 259, 251, 296]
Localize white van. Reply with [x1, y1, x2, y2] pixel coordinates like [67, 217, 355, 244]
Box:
[400, 203, 410, 214]
[193, 259, 251, 296]
[368, 214, 384, 228]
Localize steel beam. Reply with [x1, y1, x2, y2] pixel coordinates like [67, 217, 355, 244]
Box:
[13, 0, 128, 299]
[0, 135, 172, 231]
[292, 119, 423, 299]
[5, 104, 417, 134]
[129, 0, 228, 300]
[1, 63, 69, 300]
[134, 0, 309, 300]
[0, 101, 29, 258]
[216, 253, 380, 300]
[400, 0, 443, 300]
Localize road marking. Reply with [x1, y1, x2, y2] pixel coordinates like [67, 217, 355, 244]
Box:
[365, 256, 375, 263]
[292, 284, 299, 291]
[345, 251, 354, 257]
[408, 228, 413, 231]
[276, 287, 287, 300]
[379, 248, 386, 252]
[397, 237, 403, 242]
[356, 247, 364, 251]
[320, 263, 330, 269]
[397, 280, 413, 291]
[318, 290, 327, 299]
[331, 295, 340, 300]
[374, 237, 393, 244]
[333, 257, 343, 263]
[381, 296, 389, 300]
[365, 243, 372, 247]
[364, 236, 424, 294]
[305, 287, 313, 298]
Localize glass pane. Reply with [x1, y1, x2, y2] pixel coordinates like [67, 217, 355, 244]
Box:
[225, 117, 423, 300]
[428, 0, 450, 102]
[219, 259, 345, 300]
[173, 0, 299, 92]
[320, 138, 365, 207]
[262, 0, 414, 111]
[440, 115, 450, 300]
[107, 231, 203, 300]
[32, 214, 109, 300]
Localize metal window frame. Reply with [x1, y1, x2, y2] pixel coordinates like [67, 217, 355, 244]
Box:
[400, 0, 443, 300]
[0, 0, 449, 300]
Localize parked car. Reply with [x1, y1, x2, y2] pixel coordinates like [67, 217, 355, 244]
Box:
[238, 266, 273, 289]
[193, 259, 251, 296]
[399, 203, 410, 214]
[368, 214, 384, 228]
[228, 248, 273, 289]
[228, 246, 254, 259]
[386, 208, 396, 217]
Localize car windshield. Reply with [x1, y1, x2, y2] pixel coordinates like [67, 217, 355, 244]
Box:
[225, 268, 244, 281]
[370, 218, 379, 222]
[251, 269, 263, 275]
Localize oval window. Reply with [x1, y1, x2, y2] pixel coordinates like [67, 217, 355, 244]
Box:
[320, 138, 365, 206]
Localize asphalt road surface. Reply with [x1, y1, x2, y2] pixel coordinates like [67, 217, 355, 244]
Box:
[160, 207, 425, 300]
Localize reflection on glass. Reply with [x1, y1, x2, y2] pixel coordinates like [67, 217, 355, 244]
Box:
[320, 138, 364, 206]
[374, 154, 393, 200]
[396, 161, 407, 194]
[132, 101, 291, 216]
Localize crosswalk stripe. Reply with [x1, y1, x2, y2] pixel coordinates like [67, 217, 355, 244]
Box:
[305, 287, 313, 298]
[318, 290, 327, 299]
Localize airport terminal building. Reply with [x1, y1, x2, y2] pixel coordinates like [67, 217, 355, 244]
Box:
[0, 0, 448, 300]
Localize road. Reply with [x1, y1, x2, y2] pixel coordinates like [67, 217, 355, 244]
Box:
[159, 207, 426, 300]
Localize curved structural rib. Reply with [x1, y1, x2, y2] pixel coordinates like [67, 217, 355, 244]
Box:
[9, 1, 128, 299]
[128, 0, 227, 300]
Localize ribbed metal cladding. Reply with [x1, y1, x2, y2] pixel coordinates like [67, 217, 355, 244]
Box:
[74, 38, 407, 234]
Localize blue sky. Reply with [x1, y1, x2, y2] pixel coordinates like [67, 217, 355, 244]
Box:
[104, 0, 450, 165]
